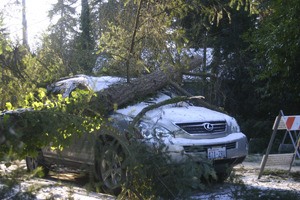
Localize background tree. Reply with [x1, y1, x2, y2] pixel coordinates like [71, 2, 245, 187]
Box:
[94, 0, 193, 80]
[181, 1, 257, 110]
[90, 0, 122, 41]
[47, 0, 79, 74]
[73, 0, 96, 72]
[208, 3, 258, 118]
[250, 0, 300, 116]
[0, 16, 30, 108]
[179, 1, 271, 142]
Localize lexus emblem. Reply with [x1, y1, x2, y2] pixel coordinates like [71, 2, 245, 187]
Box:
[203, 123, 214, 131]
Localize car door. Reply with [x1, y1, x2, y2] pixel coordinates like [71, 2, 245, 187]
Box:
[42, 132, 95, 167]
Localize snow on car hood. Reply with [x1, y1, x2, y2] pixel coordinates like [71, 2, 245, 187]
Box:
[116, 93, 234, 124]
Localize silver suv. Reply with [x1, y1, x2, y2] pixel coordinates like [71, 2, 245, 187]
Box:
[24, 75, 248, 194]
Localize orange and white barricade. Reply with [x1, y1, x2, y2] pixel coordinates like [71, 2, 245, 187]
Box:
[258, 111, 300, 179]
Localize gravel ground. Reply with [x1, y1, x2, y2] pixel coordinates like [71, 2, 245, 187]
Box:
[1, 154, 300, 199]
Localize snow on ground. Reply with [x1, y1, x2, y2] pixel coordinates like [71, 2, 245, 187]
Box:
[192, 154, 300, 199]
[1, 155, 300, 199]
[0, 160, 115, 200]
[235, 156, 300, 194]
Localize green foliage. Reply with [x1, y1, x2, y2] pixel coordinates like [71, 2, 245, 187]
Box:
[0, 44, 35, 109]
[96, 0, 194, 78]
[117, 137, 217, 199]
[0, 89, 103, 162]
[0, 26, 64, 110]
[249, 0, 300, 114]
[91, 123, 217, 198]
[35, 34, 73, 79]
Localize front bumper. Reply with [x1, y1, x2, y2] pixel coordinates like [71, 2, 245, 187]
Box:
[164, 132, 248, 167]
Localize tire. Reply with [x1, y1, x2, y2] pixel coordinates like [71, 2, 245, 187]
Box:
[95, 138, 126, 196]
[25, 151, 49, 176]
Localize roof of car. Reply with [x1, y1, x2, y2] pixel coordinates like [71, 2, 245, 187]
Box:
[47, 75, 127, 97]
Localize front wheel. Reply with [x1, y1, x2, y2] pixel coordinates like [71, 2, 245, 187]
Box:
[95, 138, 126, 195]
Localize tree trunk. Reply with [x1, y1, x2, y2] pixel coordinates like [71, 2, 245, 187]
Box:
[22, 0, 29, 49]
[89, 69, 223, 115]
[90, 69, 170, 114]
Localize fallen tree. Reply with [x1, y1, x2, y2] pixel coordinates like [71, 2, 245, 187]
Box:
[90, 69, 169, 114]
[89, 68, 223, 115]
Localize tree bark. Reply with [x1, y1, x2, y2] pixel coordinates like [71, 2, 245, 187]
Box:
[22, 0, 29, 49]
[90, 69, 170, 114]
[89, 68, 223, 115]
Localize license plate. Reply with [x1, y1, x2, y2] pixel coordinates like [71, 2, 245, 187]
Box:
[207, 147, 226, 160]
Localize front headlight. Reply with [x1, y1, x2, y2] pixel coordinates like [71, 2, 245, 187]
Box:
[153, 126, 170, 138]
[138, 122, 170, 139]
[228, 118, 241, 133]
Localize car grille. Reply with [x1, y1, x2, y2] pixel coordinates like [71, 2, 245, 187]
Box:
[175, 121, 226, 134]
[183, 142, 236, 153]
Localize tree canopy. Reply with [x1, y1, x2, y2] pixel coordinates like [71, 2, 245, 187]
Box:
[250, 0, 300, 115]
